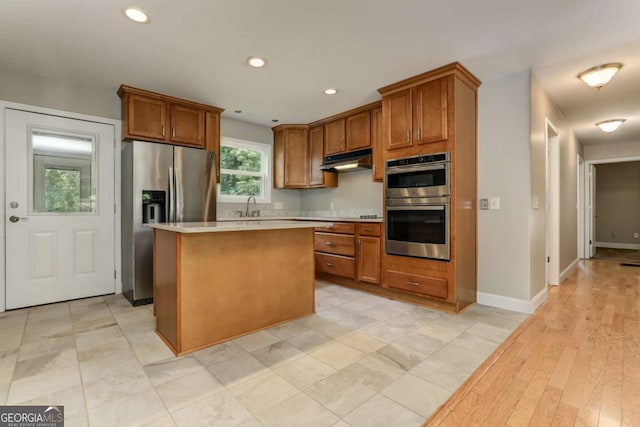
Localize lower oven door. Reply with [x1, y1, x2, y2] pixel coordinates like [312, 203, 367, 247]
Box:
[385, 199, 450, 260]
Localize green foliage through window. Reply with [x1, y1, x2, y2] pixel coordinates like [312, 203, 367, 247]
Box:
[219, 140, 268, 200]
[45, 168, 81, 212]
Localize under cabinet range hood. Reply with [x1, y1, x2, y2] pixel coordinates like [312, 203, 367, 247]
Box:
[319, 148, 372, 172]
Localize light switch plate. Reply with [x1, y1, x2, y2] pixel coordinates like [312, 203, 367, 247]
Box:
[532, 196, 539, 209]
[479, 199, 489, 210]
[489, 197, 500, 210]
[634, 232, 639, 239]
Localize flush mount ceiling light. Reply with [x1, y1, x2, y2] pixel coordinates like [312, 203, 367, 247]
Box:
[577, 63, 622, 89]
[323, 88, 338, 95]
[122, 7, 150, 23]
[247, 56, 266, 68]
[596, 119, 626, 133]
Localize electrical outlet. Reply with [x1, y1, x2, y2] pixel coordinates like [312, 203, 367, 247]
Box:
[330, 201, 335, 210]
[273, 202, 283, 210]
[634, 232, 639, 239]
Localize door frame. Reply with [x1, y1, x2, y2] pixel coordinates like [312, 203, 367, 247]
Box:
[0, 101, 122, 312]
[577, 153, 585, 259]
[545, 118, 560, 286]
[582, 155, 640, 258]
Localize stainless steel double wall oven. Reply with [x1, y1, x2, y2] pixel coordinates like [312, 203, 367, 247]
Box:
[385, 152, 451, 260]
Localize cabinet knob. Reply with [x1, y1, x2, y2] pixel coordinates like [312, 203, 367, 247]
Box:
[325, 241, 334, 246]
[326, 262, 334, 267]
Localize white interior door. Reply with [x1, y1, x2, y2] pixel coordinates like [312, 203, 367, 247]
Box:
[5, 109, 115, 309]
[589, 164, 597, 258]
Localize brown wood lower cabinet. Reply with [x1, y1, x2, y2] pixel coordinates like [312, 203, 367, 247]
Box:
[314, 221, 380, 285]
[386, 270, 448, 299]
[315, 253, 355, 279]
[357, 236, 380, 284]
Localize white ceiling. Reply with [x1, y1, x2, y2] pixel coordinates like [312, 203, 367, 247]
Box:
[1, 0, 640, 145]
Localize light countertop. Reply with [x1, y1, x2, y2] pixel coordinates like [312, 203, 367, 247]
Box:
[217, 216, 383, 223]
[147, 220, 331, 233]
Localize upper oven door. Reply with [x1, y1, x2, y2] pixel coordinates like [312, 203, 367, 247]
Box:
[385, 198, 450, 260]
[385, 162, 450, 198]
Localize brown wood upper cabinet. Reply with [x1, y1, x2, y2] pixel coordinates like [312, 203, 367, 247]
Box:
[118, 85, 223, 150]
[371, 106, 383, 182]
[324, 111, 371, 155]
[382, 76, 449, 150]
[309, 126, 338, 188]
[273, 125, 309, 189]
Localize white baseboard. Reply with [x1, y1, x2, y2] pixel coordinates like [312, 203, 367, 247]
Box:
[595, 242, 640, 250]
[477, 287, 547, 314]
[559, 259, 578, 284]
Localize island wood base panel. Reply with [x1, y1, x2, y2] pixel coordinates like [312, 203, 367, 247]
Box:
[154, 228, 316, 355]
[316, 272, 475, 314]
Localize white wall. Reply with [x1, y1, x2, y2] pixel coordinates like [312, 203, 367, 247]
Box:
[299, 170, 383, 213]
[477, 71, 532, 301]
[584, 140, 640, 161]
[530, 75, 583, 293]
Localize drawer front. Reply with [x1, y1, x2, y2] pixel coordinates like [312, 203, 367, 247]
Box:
[386, 270, 448, 299]
[314, 222, 355, 235]
[357, 223, 381, 237]
[315, 253, 356, 279]
[314, 233, 355, 256]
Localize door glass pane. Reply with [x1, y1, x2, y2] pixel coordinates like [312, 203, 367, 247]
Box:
[31, 129, 97, 213]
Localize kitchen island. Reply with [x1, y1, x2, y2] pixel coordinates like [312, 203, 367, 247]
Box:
[149, 220, 328, 355]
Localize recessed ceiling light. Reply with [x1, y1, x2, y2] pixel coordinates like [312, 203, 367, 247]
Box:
[596, 119, 626, 133]
[247, 56, 266, 68]
[578, 63, 622, 89]
[272, 119, 279, 123]
[122, 7, 150, 23]
[323, 88, 338, 95]
[234, 110, 242, 114]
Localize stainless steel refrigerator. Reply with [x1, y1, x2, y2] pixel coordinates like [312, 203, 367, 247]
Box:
[121, 140, 217, 305]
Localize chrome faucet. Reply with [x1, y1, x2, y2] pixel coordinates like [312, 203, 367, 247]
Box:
[245, 196, 256, 217]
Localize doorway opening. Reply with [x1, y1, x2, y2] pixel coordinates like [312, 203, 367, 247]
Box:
[581, 157, 640, 264]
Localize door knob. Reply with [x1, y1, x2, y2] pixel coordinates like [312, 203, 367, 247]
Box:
[9, 216, 28, 223]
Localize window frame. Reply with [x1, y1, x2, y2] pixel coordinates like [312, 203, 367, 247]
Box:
[217, 136, 272, 204]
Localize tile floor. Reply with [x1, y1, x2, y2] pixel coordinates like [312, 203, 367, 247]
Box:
[0, 280, 528, 427]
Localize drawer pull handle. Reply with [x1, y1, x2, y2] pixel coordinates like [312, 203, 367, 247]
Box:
[406, 281, 420, 287]
[325, 241, 334, 246]
[362, 228, 373, 232]
[326, 263, 334, 267]
[325, 226, 334, 230]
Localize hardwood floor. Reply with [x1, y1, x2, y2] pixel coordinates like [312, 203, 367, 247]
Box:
[425, 259, 640, 427]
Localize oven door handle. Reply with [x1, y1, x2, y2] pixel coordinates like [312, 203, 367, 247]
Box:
[386, 163, 447, 175]
[386, 205, 446, 211]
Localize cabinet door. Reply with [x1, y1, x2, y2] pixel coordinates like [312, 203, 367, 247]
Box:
[414, 77, 448, 144]
[126, 93, 168, 141]
[346, 111, 371, 151]
[384, 89, 412, 150]
[357, 237, 380, 284]
[371, 107, 383, 182]
[309, 126, 337, 188]
[205, 111, 221, 183]
[284, 127, 309, 188]
[324, 119, 345, 155]
[170, 103, 205, 147]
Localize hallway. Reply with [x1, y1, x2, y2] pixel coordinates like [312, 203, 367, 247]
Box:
[427, 259, 640, 426]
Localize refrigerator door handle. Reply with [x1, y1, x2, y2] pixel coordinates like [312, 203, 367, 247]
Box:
[175, 167, 182, 223]
[168, 166, 175, 223]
